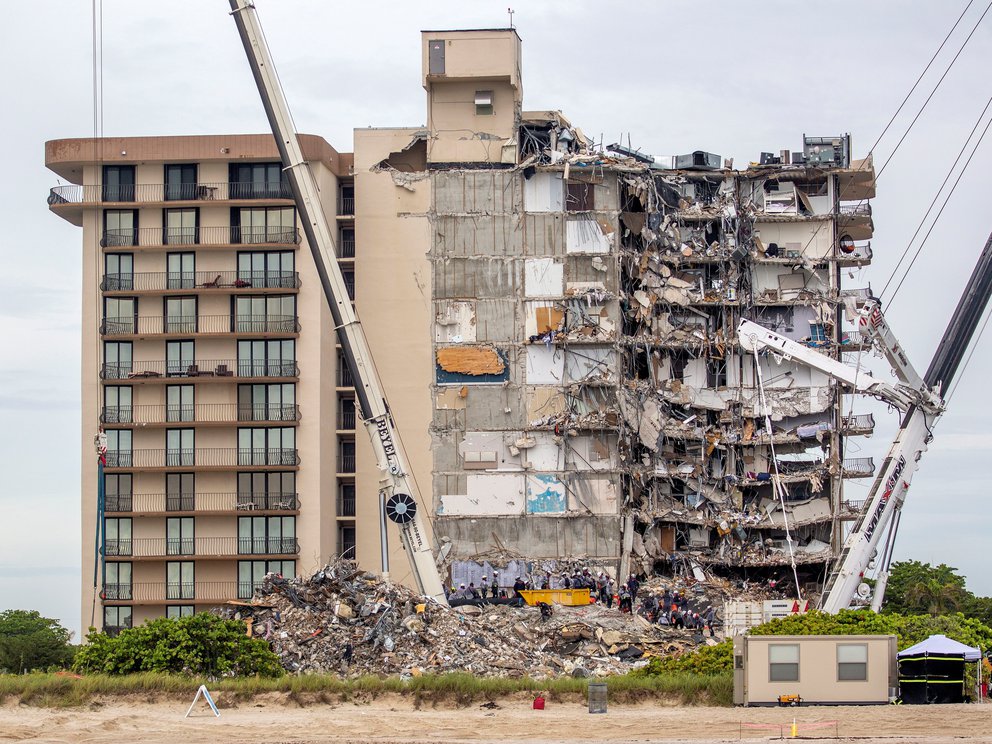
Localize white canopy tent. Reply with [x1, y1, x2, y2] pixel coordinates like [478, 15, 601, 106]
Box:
[897, 634, 981, 662]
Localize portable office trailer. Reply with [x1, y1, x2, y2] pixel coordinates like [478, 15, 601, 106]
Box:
[734, 634, 897, 706]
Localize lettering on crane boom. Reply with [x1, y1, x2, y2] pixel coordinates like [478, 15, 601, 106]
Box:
[374, 417, 401, 475]
[862, 456, 905, 541]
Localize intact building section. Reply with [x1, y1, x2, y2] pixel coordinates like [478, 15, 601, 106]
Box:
[45, 134, 350, 631]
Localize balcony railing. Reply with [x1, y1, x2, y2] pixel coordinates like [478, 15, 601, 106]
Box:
[48, 181, 293, 205]
[339, 452, 356, 473]
[104, 448, 300, 469]
[337, 364, 354, 387]
[100, 359, 299, 380]
[841, 413, 875, 431]
[339, 196, 355, 215]
[338, 237, 355, 258]
[338, 493, 356, 517]
[842, 457, 875, 476]
[337, 404, 356, 430]
[103, 536, 299, 558]
[100, 315, 300, 336]
[102, 581, 240, 603]
[100, 403, 301, 425]
[100, 226, 300, 248]
[101, 271, 300, 292]
[839, 202, 872, 218]
[105, 492, 299, 513]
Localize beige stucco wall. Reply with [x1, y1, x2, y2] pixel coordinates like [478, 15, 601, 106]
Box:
[352, 128, 432, 587]
[742, 635, 897, 705]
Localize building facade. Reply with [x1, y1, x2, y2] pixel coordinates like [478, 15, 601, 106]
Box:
[49, 28, 878, 629]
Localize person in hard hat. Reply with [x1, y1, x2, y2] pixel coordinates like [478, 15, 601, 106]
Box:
[457, 583, 469, 599]
[513, 576, 526, 597]
[480, 575, 490, 598]
[491, 571, 501, 598]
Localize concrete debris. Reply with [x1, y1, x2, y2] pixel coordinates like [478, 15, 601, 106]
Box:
[221, 562, 733, 678]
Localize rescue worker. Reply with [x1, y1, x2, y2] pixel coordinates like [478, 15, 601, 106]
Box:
[513, 576, 526, 597]
[480, 575, 489, 597]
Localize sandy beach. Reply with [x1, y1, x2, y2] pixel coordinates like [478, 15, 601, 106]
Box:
[2, 695, 990, 743]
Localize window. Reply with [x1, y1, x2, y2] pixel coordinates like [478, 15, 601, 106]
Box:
[166, 516, 194, 555]
[105, 562, 132, 600]
[165, 297, 197, 334]
[809, 323, 827, 344]
[342, 267, 355, 301]
[166, 340, 194, 377]
[837, 643, 868, 681]
[474, 90, 494, 116]
[103, 297, 137, 334]
[103, 209, 138, 247]
[166, 385, 194, 423]
[104, 253, 134, 290]
[165, 253, 196, 289]
[237, 251, 295, 289]
[235, 296, 297, 333]
[232, 206, 295, 244]
[105, 473, 132, 512]
[238, 383, 296, 422]
[338, 396, 355, 430]
[105, 429, 132, 467]
[566, 181, 595, 212]
[104, 341, 133, 379]
[164, 164, 197, 201]
[103, 385, 133, 424]
[238, 427, 296, 466]
[229, 162, 289, 200]
[164, 210, 198, 247]
[706, 359, 727, 388]
[769, 644, 800, 682]
[237, 472, 296, 510]
[103, 605, 132, 633]
[238, 515, 296, 554]
[338, 482, 356, 517]
[238, 559, 294, 598]
[166, 561, 194, 599]
[167, 605, 195, 619]
[339, 439, 356, 473]
[105, 517, 132, 556]
[166, 473, 194, 511]
[339, 185, 354, 215]
[338, 229, 355, 258]
[166, 428, 194, 467]
[103, 165, 135, 202]
[338, 522, 356, 559]
[238, 339, 296, 377]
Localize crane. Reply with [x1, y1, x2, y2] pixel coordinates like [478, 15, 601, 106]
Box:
[227, 0, 447, 605]
[738, 230, 992, 612]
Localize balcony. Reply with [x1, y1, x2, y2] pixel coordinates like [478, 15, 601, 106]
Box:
[842, 457, 875, 477]
[101, 271, 300, 293]
[339, 196, 355, 215]
[105, 492, 298, 514]
[100, 226, 301, 249]
[338, 236, 355, 259]
[104, 447, 300, 470]
[100, 403, 301, 426]
[337, 404, 356, 431]
[337, 363, 354, 388]
[103, 536, 299, 559]
[105, 225, 299, 248]
[338, 452, 356, 473]
[49, 181, 293, 205]
[841, 413, 875, 434]
[101, 359, 298, 381]
[102, 581, 239, 604]
[337, 491, 356, 518]
[99, 315, 300, 337]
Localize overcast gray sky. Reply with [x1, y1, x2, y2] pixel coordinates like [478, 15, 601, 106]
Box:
[1, 1, 990, 639]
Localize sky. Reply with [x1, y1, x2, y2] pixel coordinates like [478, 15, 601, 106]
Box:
[1, 0, 991, 640]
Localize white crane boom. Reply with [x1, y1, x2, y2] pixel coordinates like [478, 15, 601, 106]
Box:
[228, 0, 447, 604]
[737, 302, 945, 613]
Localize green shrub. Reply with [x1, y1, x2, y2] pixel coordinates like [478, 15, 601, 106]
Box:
[0, 610, 76, 673]
[72, 613, 283, 677]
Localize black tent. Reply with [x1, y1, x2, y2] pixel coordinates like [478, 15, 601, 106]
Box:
[897, 635, 979, 704]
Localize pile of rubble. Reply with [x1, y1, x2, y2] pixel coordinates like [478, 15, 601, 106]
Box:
[218, 561, 726, 679]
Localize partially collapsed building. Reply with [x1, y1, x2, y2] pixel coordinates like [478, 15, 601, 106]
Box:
[415, 30, 878, 592]
[49, 26, 879, 630]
